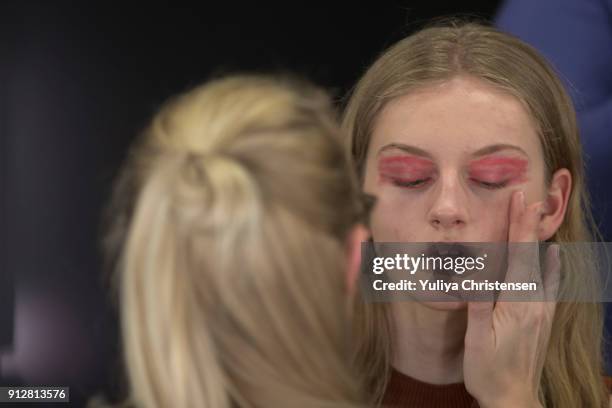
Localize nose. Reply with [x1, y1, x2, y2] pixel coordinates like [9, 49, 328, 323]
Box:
[428, 174, 468, 231]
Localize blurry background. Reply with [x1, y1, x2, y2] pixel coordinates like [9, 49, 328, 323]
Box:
[1, 1, 610, 407]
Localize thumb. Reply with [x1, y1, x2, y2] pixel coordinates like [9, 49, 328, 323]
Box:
[466, 301, 494, 349]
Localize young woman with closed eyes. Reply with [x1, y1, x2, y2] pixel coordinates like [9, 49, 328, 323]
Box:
[343, 22, 609, 408]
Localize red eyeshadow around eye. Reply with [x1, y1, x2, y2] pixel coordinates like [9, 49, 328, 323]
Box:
[469, 156, 528, 184]
[378, 156, 434, 181]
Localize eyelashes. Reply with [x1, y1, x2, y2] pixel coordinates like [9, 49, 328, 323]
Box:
[386, 177, 508, 190]
[390, 178, 430, 188]
[475, 179, 508, 190]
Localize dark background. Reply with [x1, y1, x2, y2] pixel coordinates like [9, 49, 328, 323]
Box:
[7, 1, 584, 406]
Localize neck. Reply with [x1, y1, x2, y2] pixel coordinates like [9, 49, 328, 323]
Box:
[390, 302, 467, 384]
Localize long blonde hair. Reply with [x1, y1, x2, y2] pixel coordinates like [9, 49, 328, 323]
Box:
[342, 21, 607, 408]
[103, 75, 367, 408]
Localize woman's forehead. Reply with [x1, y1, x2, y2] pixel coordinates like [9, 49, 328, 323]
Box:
[369, 76, 542, 161]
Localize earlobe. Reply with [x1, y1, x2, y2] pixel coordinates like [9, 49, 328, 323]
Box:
[538, 168, 572, 241]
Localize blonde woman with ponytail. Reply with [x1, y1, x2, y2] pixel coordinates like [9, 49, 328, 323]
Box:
[100, 75, 371, 408]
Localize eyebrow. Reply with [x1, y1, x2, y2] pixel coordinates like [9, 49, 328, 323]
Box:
[377, 143, 433, 159]
[378, 143, 529, 159]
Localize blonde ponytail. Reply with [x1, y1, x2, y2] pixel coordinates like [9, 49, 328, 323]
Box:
[103, 75, 366, 408]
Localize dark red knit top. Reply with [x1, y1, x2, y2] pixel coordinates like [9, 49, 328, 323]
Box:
[382, 368, 612, 408]
[382, 368, 477, 408]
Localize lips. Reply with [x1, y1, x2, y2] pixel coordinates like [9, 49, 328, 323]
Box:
[425, 242, 474, 259]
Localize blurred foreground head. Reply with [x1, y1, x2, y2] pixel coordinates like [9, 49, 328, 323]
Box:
[104, 75, 367, 408]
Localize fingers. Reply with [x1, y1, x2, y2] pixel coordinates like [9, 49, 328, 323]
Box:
[504, 191, 546, 297]
[466, 301, 494, 350]
[508, 190, 544, 244]
[542, 243, 561, 306]
[507, 190, 526, 243]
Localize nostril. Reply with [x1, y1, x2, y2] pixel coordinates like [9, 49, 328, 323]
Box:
[431, 218, 464, 228]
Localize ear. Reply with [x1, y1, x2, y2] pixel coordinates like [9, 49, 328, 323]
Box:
[345, 224, 370, 296]
[538, 168, 572, 241]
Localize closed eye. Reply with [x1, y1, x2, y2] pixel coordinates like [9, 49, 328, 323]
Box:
[473, 179, 508, 189]
[391, 178, 430, 188]
[389, 177, 507, 189]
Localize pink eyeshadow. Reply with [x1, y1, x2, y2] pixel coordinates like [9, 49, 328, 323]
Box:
[468, 156, 528, 184]
[378, 156, 434, 180]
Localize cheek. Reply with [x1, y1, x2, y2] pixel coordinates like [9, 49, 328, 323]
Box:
[369, 191, 424, 241]
[474, 193, 513, 241]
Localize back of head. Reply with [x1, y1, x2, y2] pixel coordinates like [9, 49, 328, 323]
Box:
[105, 75, 365, 408]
